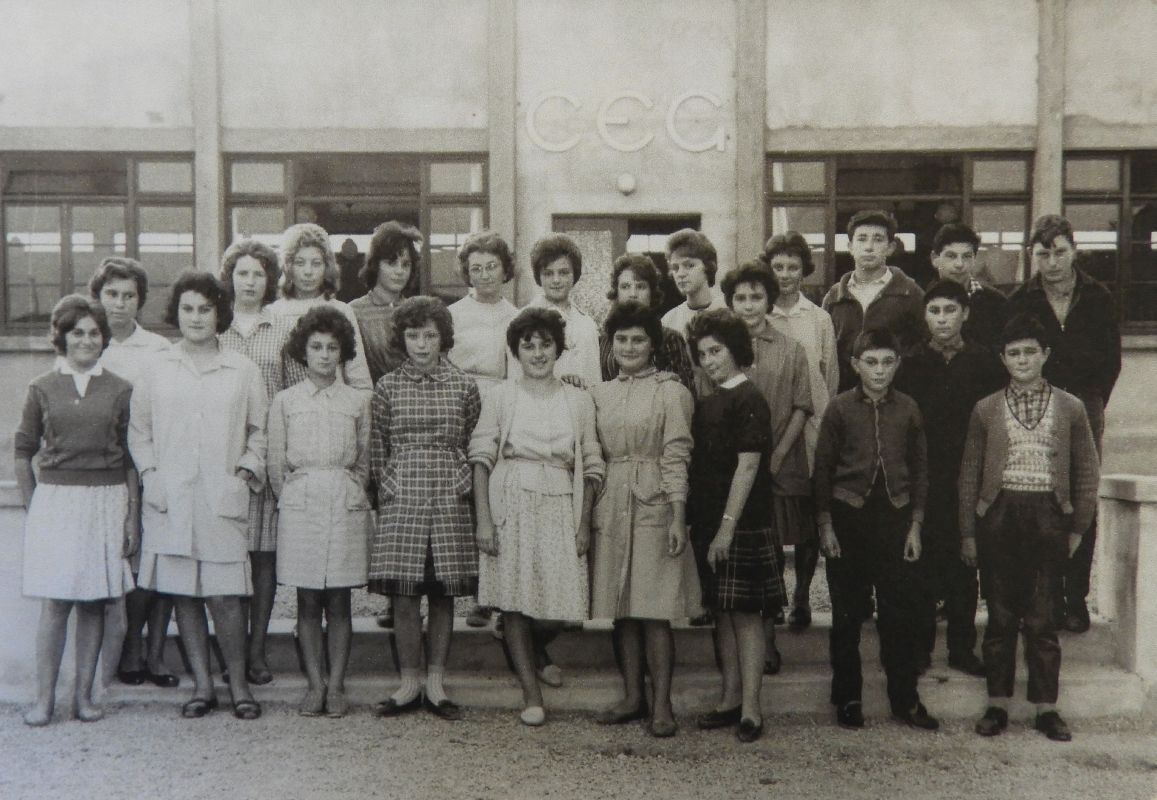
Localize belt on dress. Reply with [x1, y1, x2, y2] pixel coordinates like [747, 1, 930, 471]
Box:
[608, 456, 658, 464]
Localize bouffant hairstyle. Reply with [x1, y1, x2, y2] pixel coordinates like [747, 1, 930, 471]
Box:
[388, 296, 455, 356]
[931, 223, 981, 255]
[721, 260, 780, 308]
[923, 279, 971, 309]
[999, 313, 1053, 352]
[603, 300, 664, 356]
[164, 271, 234, 333]
[760, 231, 815, 277]
[851, 328, 901, 358]
[280, 223, 339, 299]
[606, 253, 664, 309]
[847, 209, 898, 240]
[687, 308, 754, 369]
[1028, 214, 1076, 250]
[506, 306, 568, 358]
[285, 305, 358, 366]
[456, 231, 516, 286]
[219, 238, 281, 305]
[360, 221, 423, 296]
[530, 233, 583, 285]
[665, 229, 718, 287]
[88, 257, 149, 309]
[50, 294, 112, 355]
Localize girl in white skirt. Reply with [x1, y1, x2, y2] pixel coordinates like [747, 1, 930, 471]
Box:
[15, 296, 136, 726]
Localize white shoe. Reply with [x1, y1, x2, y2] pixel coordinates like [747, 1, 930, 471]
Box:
[520, 705, 546, 726]
[537, 664, 563, 688]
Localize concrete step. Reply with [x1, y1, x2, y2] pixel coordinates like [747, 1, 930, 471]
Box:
[102, 661, 1147, 721]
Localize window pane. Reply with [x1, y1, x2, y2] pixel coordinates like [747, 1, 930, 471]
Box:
[1064, 158, 1120, 192]
[835, 200, 958, 286]
[71, 205, 127, 294]
[835, 154, 962, 195]
[230, 161, 285, 195]
[1129, 152, 1157, 194]
[138, 161, 193, 194]
[1128, 200, 1157, 321]
[767, 205, 827, 284]
[429, 162, 485, 195]
[972, 204, 1026, 287]
[429, 206, 485, 290]
[294, 154, 420, 197]
[1124, 284, 1157, 322]
[5, 205, 62, 323]
[1063, 202, 1119, 287]
[229, 205, 286, 248]
[972, 159, 1029, 194]
[137, 205, 194, 326]
[768, 161, 825, 194]
[4, 153, 127, 196]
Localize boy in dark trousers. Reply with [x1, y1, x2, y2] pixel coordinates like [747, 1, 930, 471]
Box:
[959, 315, 1100, 742]
[815, 328, 936, 731]
[896, 280, 1006, 677]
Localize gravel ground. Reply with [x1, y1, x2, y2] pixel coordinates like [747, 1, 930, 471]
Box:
[3, 704, 1155, 800]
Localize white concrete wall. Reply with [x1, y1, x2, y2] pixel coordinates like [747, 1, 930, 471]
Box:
[0, 0, 192, 128]
[1066, 0, 1157, 126]
[218, 0, 488, 130]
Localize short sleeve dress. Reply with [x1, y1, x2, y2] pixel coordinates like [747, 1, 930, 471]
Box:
[687, 377, 785, 613]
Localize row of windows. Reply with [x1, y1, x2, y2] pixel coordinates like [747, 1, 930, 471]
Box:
[3, 150, 1156, 331]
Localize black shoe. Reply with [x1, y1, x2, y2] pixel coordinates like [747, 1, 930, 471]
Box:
[423, 695, 463, 721]
[465, 605, 491, 628]
[787, 607, 812, 632]
[763, 647, 782, 676]
[736, 717, 763, 743]
[1034, 710, 1072, 742]
[947, 652, 987, 677]
[375, 694, 423, 717]
[1062, 602, 1091, 634]
[696, 705, 742, 730]
[144, 668, 181, 688]
[116, 669, 147, 686]
[772, 608, 786, 625]
[975, 706, 1009, 737]
[893, 702, 939, 731]
[836, 701, 864, 729]
[689, 610, 714, 627]
[596, 703, 649, 725]
[375, 611, 394, 629]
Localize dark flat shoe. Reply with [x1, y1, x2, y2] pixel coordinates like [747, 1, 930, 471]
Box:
[596, 704, 649, 725]
[788, 607, 812, 632]
[144, 669, 180, 688]
[947, 652, 987, 678]
[246, 666, 273, 686]
[736, 717, 764, 743]
[375, 694, 423, 717]
[117, 669, 147, 686]
[763, 647, 782, 676]
[180, 695, 219, 719]
[696, 705, 742, 730]
[892, 702, 939, 731]
[1034, 710, 1072, 742]
[836, 701, 864, 729]
[648, 718, 678, 738]
[424, 695, 463, 721]
[975, 706, 1009, 737]
[232, 697, 262, 721]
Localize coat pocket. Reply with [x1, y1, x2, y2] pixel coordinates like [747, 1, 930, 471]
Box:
[345, 472, 371, 511]
[278, 473, 307, 510]
[213, 475, 251, 521]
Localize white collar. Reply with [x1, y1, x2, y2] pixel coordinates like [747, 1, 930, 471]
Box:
[719, 373, 748, 389]
[56, 357, 104, 378]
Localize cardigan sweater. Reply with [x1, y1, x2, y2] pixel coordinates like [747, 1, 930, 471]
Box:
[957, 385, 1100, 541]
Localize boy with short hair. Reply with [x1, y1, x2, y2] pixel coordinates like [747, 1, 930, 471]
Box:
[929, 223, 1008, 353]
[959, 315, 1099, 742]
[660, 229, 725, 338]
[896, 280, 1006, 677]
[814, 328, 936, 731]
[822, 210, 925, 391]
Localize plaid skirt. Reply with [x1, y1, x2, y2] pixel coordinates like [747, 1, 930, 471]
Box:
[690, 525, 785, 614]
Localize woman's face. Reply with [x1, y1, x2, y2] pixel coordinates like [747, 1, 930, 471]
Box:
[64, 315, 104, 370]
[98, 277, 141, 329]
[540, 256, 575, 305]
[178, 290, 218, 345]
[611, 325, 654, 376]
[615, 269, 652, 307]
[290, 246, 327, 298]
[304, 331, 341, 381]
[232, 255, 269, 308]
[467, 250, 504, 301]
[768, 253, 804, 297]
[696, 334, 740, 385]
[377, 249, 413, 296]
[516, 331, 558, 380]
[731, 281, 770, 330]
[403, 319, 442, 370]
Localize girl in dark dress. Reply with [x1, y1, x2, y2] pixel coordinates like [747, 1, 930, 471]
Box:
[686, 309, 784, 743]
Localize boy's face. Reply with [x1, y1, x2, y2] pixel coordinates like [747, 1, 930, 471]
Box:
[932, 242, 978, 285]
[668, 248, 709, 298]
[851, 347, 900, 394]
[924, 297, 969, 343]
[1001, 338, 1050, 384]
[1030, 235, 1076, 287]
[848, 224, 893, 272]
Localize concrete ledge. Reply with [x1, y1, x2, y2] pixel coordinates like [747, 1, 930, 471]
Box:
[1099, 474, 1157, 503]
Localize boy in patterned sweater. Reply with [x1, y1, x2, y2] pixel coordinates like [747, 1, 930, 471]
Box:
[959, 315, 1099, 742]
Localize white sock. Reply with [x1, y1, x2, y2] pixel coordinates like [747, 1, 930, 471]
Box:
[1036, 702, 1057, 715]
[391, 669, 422, 704]
[426, 667, 448, 705]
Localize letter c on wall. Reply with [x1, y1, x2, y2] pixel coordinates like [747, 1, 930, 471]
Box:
[526, 92, 582, 152]
[667, 91, 725, 152]
[596, 91, 655, 153]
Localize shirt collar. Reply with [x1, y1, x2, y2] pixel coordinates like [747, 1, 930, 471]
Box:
[855, 384, 894, 404]
[368, 286, 401, 307]
[400, 357, 451, 382]
[616, 365, 658, 381]
[769, 294, 816, 318]
[928, 335, 965, 360]
[1008, 379, 1049, 397]
[56, 357, 104, 377]
[167, 341, 234, 373]
[719, 373, 747, 389]
[968, 277, 985, 296]
[304, 377, 340, 396]
[849, 268, 891, 288]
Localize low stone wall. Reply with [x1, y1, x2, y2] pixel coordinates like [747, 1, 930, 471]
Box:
[0, 482, 39, 689]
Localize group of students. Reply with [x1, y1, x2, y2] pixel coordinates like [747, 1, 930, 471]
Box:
[15, 208, 1117, 745]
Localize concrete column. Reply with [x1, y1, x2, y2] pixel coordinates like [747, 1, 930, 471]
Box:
[1032, 0, 1065, 220]
[488, 0, 517, 260]
[190, 0, 224, 270]
[734, 0, 767, 261]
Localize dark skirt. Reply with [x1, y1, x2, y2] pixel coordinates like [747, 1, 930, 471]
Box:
[773, 494, 817, 547]
[691, 526, 785, 614]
